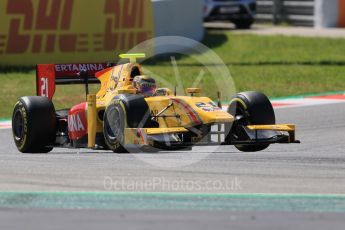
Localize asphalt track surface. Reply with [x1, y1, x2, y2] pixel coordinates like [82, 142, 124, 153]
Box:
[1, 103, 345, 229]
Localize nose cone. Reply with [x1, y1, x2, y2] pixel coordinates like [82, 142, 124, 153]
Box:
[187, 97, 234, 124]
[199, 109, 234, 124]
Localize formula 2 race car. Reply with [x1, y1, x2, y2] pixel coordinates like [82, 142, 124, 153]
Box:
[12, 54, 299, 153]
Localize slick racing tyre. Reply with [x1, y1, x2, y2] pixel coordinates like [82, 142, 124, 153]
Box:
[103, 99, 128, 153]
[226, 91, 275, 152]
[12, 96, 56, 153]
[103, 94, 151, 153]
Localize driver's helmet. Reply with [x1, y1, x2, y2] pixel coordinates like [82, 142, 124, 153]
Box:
[132, 75, 156, 97]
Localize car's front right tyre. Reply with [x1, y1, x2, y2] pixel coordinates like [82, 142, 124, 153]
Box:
[226, 91, 276, 152]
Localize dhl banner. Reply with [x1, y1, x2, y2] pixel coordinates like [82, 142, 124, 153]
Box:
[0, 0, 154, 66]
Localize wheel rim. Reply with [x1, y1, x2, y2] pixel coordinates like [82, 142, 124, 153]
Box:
[13, 110, 24, 141]
[228, 100, 249, 141]
[230, 100, 269, 151]
[105, 106, 124, 141]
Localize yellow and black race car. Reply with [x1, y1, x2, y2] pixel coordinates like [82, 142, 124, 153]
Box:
[12, 54, 299, 153]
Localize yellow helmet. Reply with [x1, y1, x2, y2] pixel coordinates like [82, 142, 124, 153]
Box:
[132, 75, 156, 97]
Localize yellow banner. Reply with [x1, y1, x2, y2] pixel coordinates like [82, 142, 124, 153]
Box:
[0, 0, 154, 65]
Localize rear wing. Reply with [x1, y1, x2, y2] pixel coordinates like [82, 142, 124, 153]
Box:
[36, 63, 114, 100]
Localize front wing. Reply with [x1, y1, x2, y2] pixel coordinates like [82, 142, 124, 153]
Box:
[122, 124, 299, 150]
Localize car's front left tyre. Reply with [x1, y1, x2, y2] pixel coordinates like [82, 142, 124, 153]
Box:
[103, 99, 128, 153]
[103, 94, 152, 153]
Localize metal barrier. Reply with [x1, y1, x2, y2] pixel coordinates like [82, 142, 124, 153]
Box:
[257, 0, 315, 26]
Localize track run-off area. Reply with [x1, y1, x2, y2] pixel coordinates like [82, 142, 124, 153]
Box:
[0, 92, 345, 229]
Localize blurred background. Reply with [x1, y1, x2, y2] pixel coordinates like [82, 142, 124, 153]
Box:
[1, 0, 345, 118]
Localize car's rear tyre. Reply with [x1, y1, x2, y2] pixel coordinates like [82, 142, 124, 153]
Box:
[226, 91, 275, 152]
[103, 94, 151, 153]
[12, 96, 56, 153]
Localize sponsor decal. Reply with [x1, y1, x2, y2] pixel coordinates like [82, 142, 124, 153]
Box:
[55, 64, 105, 73]
[0, 0, 154, 65]
[68, 114, 85, 132]
[171, 98, 202, 125]
[68, 103, 87, 140]
[195, 102, 221, 112]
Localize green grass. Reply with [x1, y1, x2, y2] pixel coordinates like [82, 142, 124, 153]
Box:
[1, 32, 345, 118]
[143, 32, 345, 98]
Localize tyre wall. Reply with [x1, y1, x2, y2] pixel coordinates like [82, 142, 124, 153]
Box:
[151, 0, 204, 54]
[152, 0, 204, 41]
[314, 0, 345, 27]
